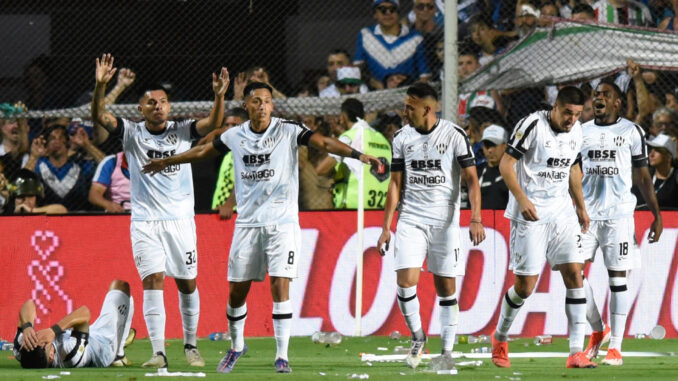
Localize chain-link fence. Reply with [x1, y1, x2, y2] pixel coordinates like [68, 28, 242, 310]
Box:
[1, 0, 678, 213]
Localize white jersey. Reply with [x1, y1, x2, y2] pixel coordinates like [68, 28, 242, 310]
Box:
[213, 117, 314, 227]
[14, 329, 90, 368]
[505, 110, 582, 224]
[581, 118, 648, 220]
[391, 119, 475, 227]
[115, 118, 198, 221]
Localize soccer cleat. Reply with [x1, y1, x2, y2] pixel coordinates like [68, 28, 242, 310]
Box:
[142, 351, 168, 368]
[584, 324, 611, 360]
[405, 334, 426, 369]
[111, 354, 130, 367]
[491, 330, 511, 368]
[601, 348, 623, 366]
[566, 352, 598, 368]
[184, 344, 205, 367]
[274, 358, 292, 373]
[217, 344, 248, 373]
[124, 328, 136, 348]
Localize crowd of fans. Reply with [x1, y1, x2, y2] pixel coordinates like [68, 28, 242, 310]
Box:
[1, 0, 678, 215]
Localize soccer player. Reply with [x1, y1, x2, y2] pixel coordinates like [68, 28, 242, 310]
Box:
[491, 86, 595, 369]
[377, 83, 486, 369]
[579, 80, 663, 365]
[91, 53, 230, 368]
[14, 279, 134, 369]
[142, 81, 382, 374]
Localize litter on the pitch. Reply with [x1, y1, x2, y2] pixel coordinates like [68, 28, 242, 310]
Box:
[349, 373, 369, 379]
[361, 351, 673, 362]
[145, 368, 206, 377]
[42, 376, 60, 380]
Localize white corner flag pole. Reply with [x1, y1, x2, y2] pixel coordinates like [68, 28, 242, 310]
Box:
[442, 0, 458, 121]
[355, 121, 365, 337]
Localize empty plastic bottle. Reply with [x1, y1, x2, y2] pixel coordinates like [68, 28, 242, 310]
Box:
[208, 332, 230, 341]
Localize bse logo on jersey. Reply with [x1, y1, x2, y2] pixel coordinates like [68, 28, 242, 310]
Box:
[243, 153, 271, 167]
[587, 149, 617, 161]
[411, 159, 442, 171]
[546, 157, 571, 168]
[147, 149, 176, 159]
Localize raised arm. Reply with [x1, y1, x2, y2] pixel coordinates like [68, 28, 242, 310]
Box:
[569, 163, 590, 233]
[143, 140, 220, 175]
[194, 67, 229, 136]
[17, 300, 39, 350]
[91, 54, 119, 134]
[632, 166, 663, 242]
[462, 165, 486, 245]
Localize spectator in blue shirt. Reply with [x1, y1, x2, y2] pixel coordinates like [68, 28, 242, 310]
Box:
[354, 0, 431, 89]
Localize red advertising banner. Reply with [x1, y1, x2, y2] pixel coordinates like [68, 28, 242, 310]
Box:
[1, 211, 676, 340]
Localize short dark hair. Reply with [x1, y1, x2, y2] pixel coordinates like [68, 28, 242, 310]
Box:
[556, 86, 586, 106]
[41, 124, 68, 142]
[572, 4, 595, 19]
[19, 347, 49, 369]
[341, 98, 365, 123]
[406, 83, 439, 102]
[328, 49, 351, 61]
[138, 85, 170, 103]
[243, 82, 273, 98]
[468, 14, 492, 29]
[597, 79, 626, 113]
[226, 107, 249, 121]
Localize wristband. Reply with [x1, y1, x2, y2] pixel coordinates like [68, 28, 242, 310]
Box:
[350, 149, 362, 160]
[470, 219, 482, 224]
[51, 324, 64, 337]
[20, 322, 33, 331]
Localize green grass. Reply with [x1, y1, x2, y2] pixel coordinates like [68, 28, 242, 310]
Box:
[2, 336, 677, 380]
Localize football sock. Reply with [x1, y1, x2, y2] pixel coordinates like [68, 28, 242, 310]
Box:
[272, 300, 293, 360]
[566, 287, 587, 355]
[118, 295, 134, 357]
[609, 277, 630, 351]
[438, 294, 458, 353]
[227, 303, 247, 352]
[179, 288, 200, 348]
[495, 286, 525, 342]
[583, 275, 604, 331]
[143, 290, 166, 355]
[397, 285, 424, 340]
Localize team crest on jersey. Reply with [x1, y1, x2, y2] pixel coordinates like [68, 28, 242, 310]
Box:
[599, 133, 606, 148]
[614, 136, 624, 146]
[435, 142, 448, 155]
[262, 136, 275, 149]
[166, 133, 177, 145]
[569, 140, 577, 151]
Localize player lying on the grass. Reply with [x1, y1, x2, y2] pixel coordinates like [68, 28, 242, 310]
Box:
[377, 83, 486, 369]
[579, 77, 663, 366]
[14, 279, 135, 369]
[491, 86, 597, 369]
[142, 81, 383, 374]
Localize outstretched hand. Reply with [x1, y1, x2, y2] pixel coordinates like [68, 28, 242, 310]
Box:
[213, 67, 230, 97]
[116, 68, 136, 88]
[142, 159, 168, 176]
[96, 53, 117, 85]
[360, 154, 384, 174]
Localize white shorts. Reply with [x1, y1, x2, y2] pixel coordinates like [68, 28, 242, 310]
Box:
[89, 290, 131, 367]
[393, 220, 462, 277]
[581, 217, 640, 271]
[130, 218, 198, 280]
[228, 223, 301, 282]
[509, 217, 585, 276]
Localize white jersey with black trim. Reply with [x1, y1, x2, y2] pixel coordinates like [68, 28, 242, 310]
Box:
[14, 329, 90, 368]
[391, 119, 475, 227]
[504, 110, 582, 224]
[213, 117, 314, 227]
[581, 117, 648, 220]
[116, 118, 198, 221]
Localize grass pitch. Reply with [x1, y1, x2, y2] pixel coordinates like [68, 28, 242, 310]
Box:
[1, 336, 677, 380]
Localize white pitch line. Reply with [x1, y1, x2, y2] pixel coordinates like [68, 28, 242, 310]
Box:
[361, 351, 674, 362]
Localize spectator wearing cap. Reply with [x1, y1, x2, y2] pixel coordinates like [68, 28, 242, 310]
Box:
[477, 125, 510, 209]
[516, 2, 540, 37]
[9, 168, 66, 215]
[24, 125, 98, 211]
[635, 133, 678, 209]
[354, 0, 431, 89]
[320, 67, 368, 97]
[320, 50, 370, 98]
[0, 101, 30, 180]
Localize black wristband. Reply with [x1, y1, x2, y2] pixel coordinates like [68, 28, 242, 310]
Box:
[350, 149, 362, 160]
[51, 324, 64, 337]
[20, 322, 33, 331]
